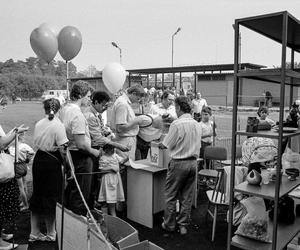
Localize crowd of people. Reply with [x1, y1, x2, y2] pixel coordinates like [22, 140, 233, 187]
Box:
[0, 81, 218, 249]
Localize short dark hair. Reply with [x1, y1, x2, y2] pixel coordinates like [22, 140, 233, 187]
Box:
[175, 96, 191, 113]
[43, 98, 61, 120]
[91, 91, 110, 105]
[161, 90, 174, 100]
[257, 106, 269, 117]
[70, 80, 94, 101]
[127, 85, 146, 97]
[201, 106, 212, 115]
[102, 144, 115, 155]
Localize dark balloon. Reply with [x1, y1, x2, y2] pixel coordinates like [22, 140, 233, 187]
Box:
[58, 26, 82, 61]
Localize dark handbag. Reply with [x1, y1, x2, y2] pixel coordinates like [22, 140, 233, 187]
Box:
[269, 195, 295, 224]
[14, 162, 28, 179]
[246, 117, 259, 132]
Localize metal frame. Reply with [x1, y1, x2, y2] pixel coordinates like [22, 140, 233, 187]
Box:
[227, 11, 299, 250]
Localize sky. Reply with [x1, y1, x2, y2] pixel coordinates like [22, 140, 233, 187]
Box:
[1, 0, 300, 72]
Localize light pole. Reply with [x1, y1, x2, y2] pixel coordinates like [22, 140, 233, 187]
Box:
[111, 42, 122, 64]
[232, 24, 241, 69]
[171, 27, 181, 67]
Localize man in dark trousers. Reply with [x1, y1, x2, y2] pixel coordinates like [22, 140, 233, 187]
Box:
[159, 96, 202, 235]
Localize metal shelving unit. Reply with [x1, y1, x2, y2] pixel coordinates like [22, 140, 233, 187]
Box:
[227, 11, 300, 250]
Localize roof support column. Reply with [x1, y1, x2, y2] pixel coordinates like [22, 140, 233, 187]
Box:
[179, 72, 182, 90]
[147, 74, 149, 89]
[194, 71, 197, 96]
[128, 73, 131, 87]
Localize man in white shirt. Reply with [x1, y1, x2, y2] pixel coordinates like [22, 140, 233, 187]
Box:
[159, 96, 202, 235]
[149, 90, 177, 121]
[192, 92, 207, 122]
[110, 85, 146, 161]
[60, 81, 100, 215]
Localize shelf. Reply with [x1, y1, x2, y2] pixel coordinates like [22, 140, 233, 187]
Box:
[237, 11, 300, 53]
[234, 176, 300, 200]
[237, 68, 300, 85]
[231, 216, 300, 250]
[236, 130, 300, 139]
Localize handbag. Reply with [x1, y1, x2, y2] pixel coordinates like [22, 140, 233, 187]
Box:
[0, 152, 15, 182]
[269, 195, 295, 224]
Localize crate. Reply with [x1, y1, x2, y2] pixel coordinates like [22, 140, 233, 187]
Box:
[56, 204, 139, 250]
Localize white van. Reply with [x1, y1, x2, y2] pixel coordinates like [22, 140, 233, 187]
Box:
[41, 90, 69, 100]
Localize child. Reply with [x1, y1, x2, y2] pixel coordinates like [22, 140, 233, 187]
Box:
[9, 132, 35, 211]
[98, 144, 126, 217]
[199, 106, 216, 168]
[257, 106, 276, 128]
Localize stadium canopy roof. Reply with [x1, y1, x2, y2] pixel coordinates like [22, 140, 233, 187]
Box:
[127, 63, 265, 75]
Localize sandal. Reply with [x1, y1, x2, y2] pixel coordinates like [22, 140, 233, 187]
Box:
[28, 233, 47, 242]
[45, 233, 56, 242]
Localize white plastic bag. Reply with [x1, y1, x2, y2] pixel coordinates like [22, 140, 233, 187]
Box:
[282, 148, 300, 172]
[0, 152, 15, 182]
[235, 197, 271, 243]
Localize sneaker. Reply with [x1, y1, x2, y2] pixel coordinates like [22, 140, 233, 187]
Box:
[1, 230, 13, 241]
[0, 243, 18, 250]
[28, 233, 47, 242]
[179, 226, 187, 235]
[161, 222, 175, 232]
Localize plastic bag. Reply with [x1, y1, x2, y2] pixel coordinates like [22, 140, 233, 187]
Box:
[282, 148, 300, 172]
[235, 196, 271, 243]
[0, 152, 15, 182]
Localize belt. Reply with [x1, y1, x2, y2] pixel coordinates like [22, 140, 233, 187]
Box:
[172, 156, 197, 161]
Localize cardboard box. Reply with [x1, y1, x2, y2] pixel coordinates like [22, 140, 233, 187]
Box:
[122, 240, 164, 250]
[56, 204, 139, 250]
[149, 141, 170, 168]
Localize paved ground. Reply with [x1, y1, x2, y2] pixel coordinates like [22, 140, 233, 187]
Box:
[10, 179, 241, 250]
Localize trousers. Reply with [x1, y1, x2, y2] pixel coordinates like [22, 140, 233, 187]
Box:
[65, 151, 93, 216]
[163, 158, 197, 229]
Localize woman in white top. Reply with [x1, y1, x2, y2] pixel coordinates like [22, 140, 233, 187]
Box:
[29, 98, 68, 242]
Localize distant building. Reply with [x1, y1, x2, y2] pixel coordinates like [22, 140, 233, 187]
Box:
[69, 64, 299, 107]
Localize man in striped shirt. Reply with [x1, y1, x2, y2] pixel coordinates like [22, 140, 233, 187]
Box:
[159, 96, 202, 235]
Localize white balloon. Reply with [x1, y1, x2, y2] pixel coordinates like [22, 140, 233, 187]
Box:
[102, 63, 126, 94]
[39, 23, 59, 37]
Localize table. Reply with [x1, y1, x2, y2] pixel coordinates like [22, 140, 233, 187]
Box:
[127, 159, 198, 228]
[127, 160, 167, 228]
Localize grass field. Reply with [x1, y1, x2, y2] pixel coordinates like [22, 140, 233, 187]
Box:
[0, 101, 284, 155]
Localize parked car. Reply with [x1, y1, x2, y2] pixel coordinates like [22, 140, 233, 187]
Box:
[16, 97, 22, 102]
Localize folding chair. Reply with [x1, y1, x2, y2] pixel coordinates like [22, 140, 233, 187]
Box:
[203, 146, 227, 170]
[221, 145, 242, 166]
[198, 146, 227, 241]
[199, 167, 227, 242]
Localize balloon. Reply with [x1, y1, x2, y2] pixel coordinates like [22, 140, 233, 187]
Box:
[58, 26, 82, 61]
[39, 23, 59, 37]
[102, 63, 127, 94]
[30, 27, 58, 63]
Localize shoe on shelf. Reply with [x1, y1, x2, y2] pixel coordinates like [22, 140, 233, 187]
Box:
[0, 242, 18, 250]
[28, 233, 47, 242]
[161, 222, 175, 232]
[179, 226, 187, 235]
[1, 230, 13, 241]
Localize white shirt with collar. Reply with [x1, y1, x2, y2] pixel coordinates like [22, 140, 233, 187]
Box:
[110, 93, 139, 137]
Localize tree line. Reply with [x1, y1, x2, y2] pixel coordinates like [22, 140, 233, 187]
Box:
[0, 57, 98, 100]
